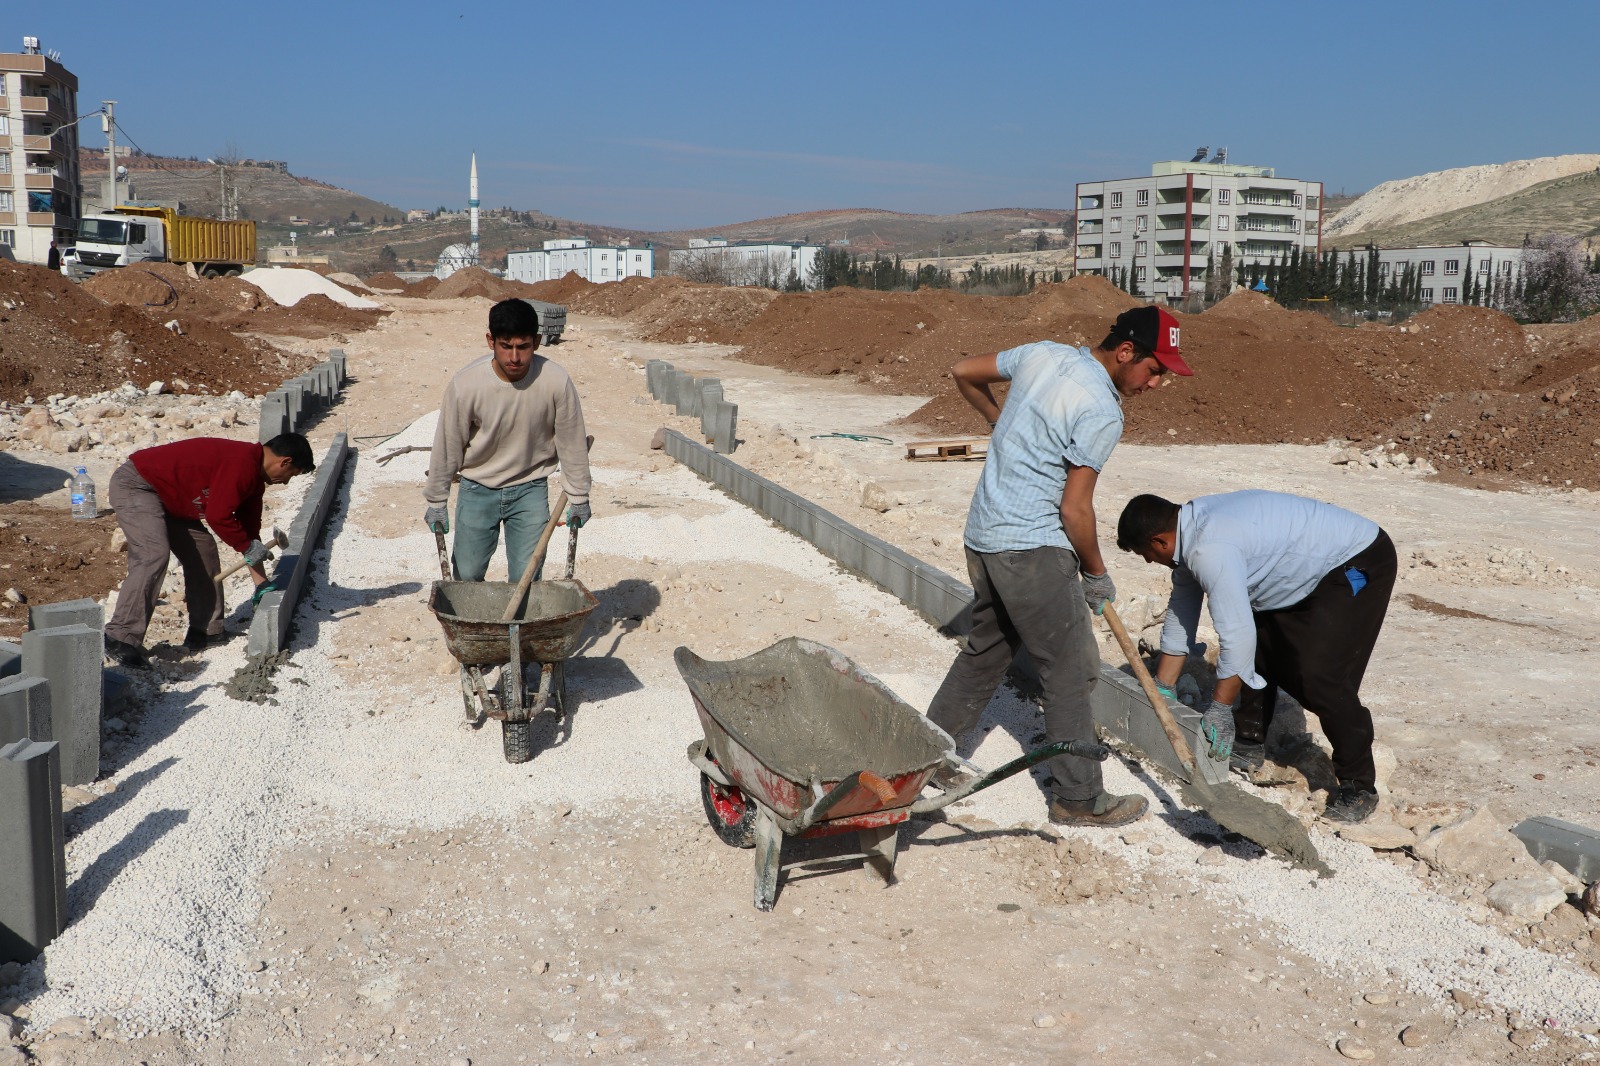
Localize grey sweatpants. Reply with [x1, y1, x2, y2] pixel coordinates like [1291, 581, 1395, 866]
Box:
[105, 461, 225, 646]
[926, 545, 1103, 802]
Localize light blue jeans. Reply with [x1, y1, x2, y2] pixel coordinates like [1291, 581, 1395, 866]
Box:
[452, 477, 549, 583]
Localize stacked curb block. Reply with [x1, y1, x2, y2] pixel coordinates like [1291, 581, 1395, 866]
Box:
[247, 433, 352, 657]
[259, 349, 348, 442]
[647, 360, 738, 454]
[658, 429, 1228, 787]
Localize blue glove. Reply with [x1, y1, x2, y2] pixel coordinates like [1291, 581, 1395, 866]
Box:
[1079, 570, 1116, 615]
[424, 506, 450, 534]
[1200, 698, 1236, 760]
[243, 539, 272, 567]
[566, 501, 591, 529]
[251, 580, 277, 606]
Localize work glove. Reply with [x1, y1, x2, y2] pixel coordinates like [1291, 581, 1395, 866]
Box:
[1200, 698, 1236, 761]
[1079, 570, 1116, 615]
[1154, 681, 1178, 704]
[566, 501, 591, 529]
[243, 539, 272, 567]
[251, 580, 277, 606]
[424, 505, 450, 534]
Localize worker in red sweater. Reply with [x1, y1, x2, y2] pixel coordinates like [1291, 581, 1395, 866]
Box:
[104, 433, 315, 666]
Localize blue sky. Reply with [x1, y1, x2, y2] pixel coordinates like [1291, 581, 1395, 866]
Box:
[23, 1, 1600, 230]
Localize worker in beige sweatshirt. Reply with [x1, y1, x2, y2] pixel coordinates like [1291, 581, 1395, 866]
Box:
[424, 298, 592, 582]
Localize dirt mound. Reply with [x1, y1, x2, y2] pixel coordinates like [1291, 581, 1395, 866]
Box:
[632, 283, 777, 344]
[1514, 316, 1600, 391]
[407, 276, 441, 296]
[364, 272, 411, 291]
[566, 275, 689, 318]
[0, 260, 312, 401]
[428, 267, 541, 301]
[523, 272, 601, 305]
[1023, 274, 1141, 319]
[84, 262, 387, 340]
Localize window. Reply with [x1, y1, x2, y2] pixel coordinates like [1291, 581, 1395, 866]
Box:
[0, 191, 10, 212]
[1110, 242, 1122, 258]
[1216, 216, 1230, 231]
[26, 190, 52, 213]
[634, 254, 642, 262]
[1421, 288, 1434, 302]
[1135, 241, 1148, 256]
[1135, 266, 1147, 282]
[1478, 259, 1492, 274]
[1443, 287, 1459, 303]
[0, 116, 8, 135]
[1444, 259, 1459, 275]
[1307, 195, 1320, 210]
[1291, 219, 1300, 232]
[129, 223, 147, 244]
[0, 229, 13, 246]
[1109, 217, 1122, 233]
[1136, 215, 1148, 232]
[601, 267, 609, 276]
[0, 154, 9, 174]
[1378, 262, 1390, 277]
[1502, 261, 1514, 276]
[1218, 188, 1231, 205]
[1136, 189, 1149, 206]
[1110, 191, 1123, 208]
[1419, 260, 1435, 275]
[1292, 193, 1302, 207]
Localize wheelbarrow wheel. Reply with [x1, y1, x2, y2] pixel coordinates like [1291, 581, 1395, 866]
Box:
[500, 669, 533, 765]
[701, 771, 757, 849]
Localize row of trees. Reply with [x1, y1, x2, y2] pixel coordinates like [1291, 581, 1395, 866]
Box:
[805, 249, 1063, 295]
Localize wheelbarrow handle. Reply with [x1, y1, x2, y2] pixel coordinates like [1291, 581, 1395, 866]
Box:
[910, 738, 1110, 815]
[434, 530, 452, 582]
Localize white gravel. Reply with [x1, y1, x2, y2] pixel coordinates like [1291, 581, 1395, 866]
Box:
[239, 266, 382, 309]
[16, 410, 1600, 1039]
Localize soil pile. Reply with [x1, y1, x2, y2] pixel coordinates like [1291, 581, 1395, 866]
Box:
[364, 272, 411, 291]
[523, 272, 601, 305]
[84, 262, 387, 339]
[0, 261, 311, 401]
[428, 267, 541, 301]
[406, 276, 441, 296]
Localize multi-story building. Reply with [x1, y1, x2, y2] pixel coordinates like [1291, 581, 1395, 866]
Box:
[1357, 241, 1525, 306]
[505, 238, 654, 284]
[0, 37, 80, 264]
[1076, 154, 1322, 300]
[668, 238, 821, 289]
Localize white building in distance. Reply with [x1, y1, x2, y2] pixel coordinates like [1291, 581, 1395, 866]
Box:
[1076, 153, 1323, 300]
[505, 238, 653, 284]
[669, 238, 821, 289]
[1357, 240, 1526, 306]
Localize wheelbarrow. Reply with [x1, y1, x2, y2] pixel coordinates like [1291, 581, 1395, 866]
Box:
[676, 637, 1110, 911]
[428, 523, 597, 763]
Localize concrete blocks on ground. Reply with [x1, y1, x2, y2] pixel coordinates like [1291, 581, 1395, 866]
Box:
[259, 350, 348, 439]
[0, 738, 68, 964]
[27, 598, 103, 633]
[699, 383, 724, 440]
[670, 371, 696, 415]
[1512, 816, 1600, 884]
[248, 433, 351, 658]
[689, 376, 719, 419]
[20, 624, 101, 786]
[258, 392, 290, 443]
[0, 640, 19, 679]
[0, 675, 52, 749]
[660, 428, 1222, 785]
[712, 402, 739, 454]
[646, 360, 669, 400]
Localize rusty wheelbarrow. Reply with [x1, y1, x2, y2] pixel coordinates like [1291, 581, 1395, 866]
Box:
[428, 527, 597, 764]
[676, 637, 1109, 911]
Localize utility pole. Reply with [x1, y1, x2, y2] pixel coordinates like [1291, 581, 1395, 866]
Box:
[102, 101, 116, 209]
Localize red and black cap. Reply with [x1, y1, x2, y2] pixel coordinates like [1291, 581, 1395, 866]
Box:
[1109, 305, 1193, 376]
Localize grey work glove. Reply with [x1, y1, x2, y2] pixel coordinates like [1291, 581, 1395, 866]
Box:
[243, 539, 272, 567]
[1154, 681, 1178, 704]
[1080, 570, 1116, 615]
[424, 505, 450, 534]
[566, 501, 591, 529]
[1200, 698, 1236, 761]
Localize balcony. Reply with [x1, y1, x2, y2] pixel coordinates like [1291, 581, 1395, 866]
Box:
[24, 172, 70, 195]
[1077, 222, 1103, 235]
[19, 95, 71, 122]
[22, 133, 65, 153]
[0, 212, 14, 226]
[1236, 219, 1298, 234]
[1236, 193, 1300, 213]
[27, 211, 73, 228]
[1155, 222, 1209, 235]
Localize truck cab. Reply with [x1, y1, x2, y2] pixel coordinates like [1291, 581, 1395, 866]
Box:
[69, 213, 166, 277]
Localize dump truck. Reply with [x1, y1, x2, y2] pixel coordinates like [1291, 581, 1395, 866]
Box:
[67, 205, 256, 279]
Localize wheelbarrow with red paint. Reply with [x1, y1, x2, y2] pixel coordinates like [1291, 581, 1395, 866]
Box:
[676, 637, 1109, 911]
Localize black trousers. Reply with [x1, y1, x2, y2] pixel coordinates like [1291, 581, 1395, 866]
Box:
[1231, 530, 1396, 791]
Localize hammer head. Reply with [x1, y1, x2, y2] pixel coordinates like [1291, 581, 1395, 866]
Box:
[267, 526, 289, 550]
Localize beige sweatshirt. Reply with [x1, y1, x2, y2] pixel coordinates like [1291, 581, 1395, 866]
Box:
[424, 354, 591, 506]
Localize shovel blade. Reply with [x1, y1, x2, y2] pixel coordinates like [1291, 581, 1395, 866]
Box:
[1180, 778, 1331, 877]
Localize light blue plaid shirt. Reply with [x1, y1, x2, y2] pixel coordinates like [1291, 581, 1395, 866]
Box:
[964, 342, 1123, 554]
[1159, 490, 1381, 687]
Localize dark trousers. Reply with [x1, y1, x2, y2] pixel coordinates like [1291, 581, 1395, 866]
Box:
[1232, 530, 1396, 791]
[926, 546, 1103, 802]
[105, 462, 225, 646]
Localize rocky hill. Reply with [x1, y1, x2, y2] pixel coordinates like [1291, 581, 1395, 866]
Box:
[1325, 168, 1600, 251]
[1325, 154, 1600, 239]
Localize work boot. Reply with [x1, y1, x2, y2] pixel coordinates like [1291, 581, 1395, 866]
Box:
[1324, 785, 1379, 824]
[927, 763, 976, 793]
[1229, 739, 1266, 773]
[1048, 792, 1148, 828]
[105, 637, 149, 669]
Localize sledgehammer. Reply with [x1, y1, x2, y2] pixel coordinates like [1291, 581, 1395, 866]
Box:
[215, 527, 288, 586]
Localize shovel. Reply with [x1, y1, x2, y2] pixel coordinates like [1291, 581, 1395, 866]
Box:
[1101, 602, 1330, 876]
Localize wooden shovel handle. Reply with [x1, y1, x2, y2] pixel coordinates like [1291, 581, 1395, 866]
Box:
[501, 435, 593, 622]
[1101, 602, 1198, 775]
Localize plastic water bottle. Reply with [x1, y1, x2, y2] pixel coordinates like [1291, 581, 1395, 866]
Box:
[70, 466, 97, 520]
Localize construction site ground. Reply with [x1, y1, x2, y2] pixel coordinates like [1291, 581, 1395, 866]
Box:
[4, 285, 1600, 1065]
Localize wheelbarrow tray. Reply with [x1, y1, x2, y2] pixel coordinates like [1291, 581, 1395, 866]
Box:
[429, 578, 597, 667]
[675, 638, 951, 829]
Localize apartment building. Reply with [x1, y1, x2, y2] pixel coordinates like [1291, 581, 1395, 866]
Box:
[1076, 153, 1322, 300]
[668, 238, 821, 288]
[1360, 241, 1525, 306]
[0, 37, 80, 264]
[505, 238, 654, 284]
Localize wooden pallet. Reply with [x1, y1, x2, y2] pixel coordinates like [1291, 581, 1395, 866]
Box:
[905, 438, 989, 462]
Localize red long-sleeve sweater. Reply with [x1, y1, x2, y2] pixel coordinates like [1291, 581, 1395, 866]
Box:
[130, 438, 265, 553]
